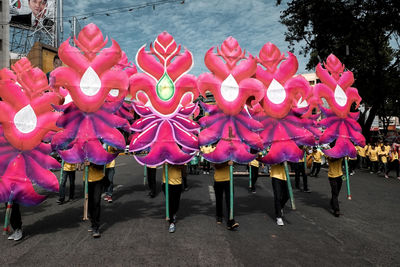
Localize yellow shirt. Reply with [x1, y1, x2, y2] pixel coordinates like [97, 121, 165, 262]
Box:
[214, 163, 230, 182]
[391, 151, 399, 161]
[63, 162, 77, 171]
[270, 164, 286, 181]
[312, 150, 323, 163]
[378, 147, 388, 163]
[250, 159, 259, 168]
[162, 165, 182, 185]
[356, 146, 366, 157]
[327, 158, 343, 178]
[385, 145, 390, 154]
[368, 147, 379, 162]
[83, 165, 104, 182]
[106, 146, 117, 168]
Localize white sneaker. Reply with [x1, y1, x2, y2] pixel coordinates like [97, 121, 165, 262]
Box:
[276, 218, 284, 226]
[8, 229, 23, 241]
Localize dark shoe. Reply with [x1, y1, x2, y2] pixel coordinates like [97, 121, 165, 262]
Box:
[303, 189, 311, 193]
[107, 196, 113, 203]
[88, 227, 94, 232]
[57, 199, 64, 205]
[216, 217, 223, 224]
[184, 186, 189, 191]
[92, 229, 101, 238]
[227, 220, 239, 231]
[251, 188, 256, 194]
[333, 210, 340, 217]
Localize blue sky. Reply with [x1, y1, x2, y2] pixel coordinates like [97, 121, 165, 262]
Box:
[62, 0, 310, 75]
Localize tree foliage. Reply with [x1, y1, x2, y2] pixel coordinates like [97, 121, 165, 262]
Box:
[279, 0, 400, 140]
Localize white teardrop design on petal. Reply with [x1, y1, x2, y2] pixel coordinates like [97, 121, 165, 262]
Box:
[220, 74, 239, 102]
[14, 105, 37, 134]
[267, 79, 286, 104]
[80, 67, 101, 96]
[297, 97, 308, 108]
[109, 89, 119, 97]
[64, 93, 73, 104]
[334, 84, 347, 107]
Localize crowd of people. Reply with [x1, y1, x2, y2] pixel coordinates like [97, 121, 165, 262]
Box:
[5, 139, 400, 241]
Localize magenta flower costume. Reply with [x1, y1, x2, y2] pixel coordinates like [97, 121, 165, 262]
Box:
[51, 24, 129, 164]
[0, 58, 62, 205]
[197, 37, 265, 164]
[253, 43, 319, 164]
[109, 52, 137, 123]
[314, 54, 365, 158]
[129, 32, 200, 167]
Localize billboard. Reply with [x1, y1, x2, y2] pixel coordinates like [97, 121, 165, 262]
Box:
[9, 0, 55, 28]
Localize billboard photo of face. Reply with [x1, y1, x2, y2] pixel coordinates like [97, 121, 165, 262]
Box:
[9, 0, 55, 28]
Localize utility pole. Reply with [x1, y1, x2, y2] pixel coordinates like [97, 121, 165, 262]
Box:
[0, 0, 10, 68]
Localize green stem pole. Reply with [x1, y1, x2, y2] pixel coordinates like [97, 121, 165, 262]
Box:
[229, 164, 234, 220]
[83, 165, 89, 220]
[249, 164, 252, 189]
[144, 165, 147, 186]
[59, 160, 64, 184]
[344, 157, 352, 200]
[165, 164, 169, 220]
[283, 161, 296, 210]
[3, 200, 12, 235]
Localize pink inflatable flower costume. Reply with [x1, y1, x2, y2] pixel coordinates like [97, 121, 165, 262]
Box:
[253, 43, 319, 164]
[314, 54, 365, 158]
[129, 32, 200, 167]
[197, 37, 265, 164]
[0, 58, 62, 205]
[51, 24, 129, 164]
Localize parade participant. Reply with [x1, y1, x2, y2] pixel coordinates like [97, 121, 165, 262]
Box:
[104, 146, 117, 203]
[326, 156, 344, 217]
[85, 162, 107, 238]
[162, 164, 184, 233]
[182, 164, 189, 191]
[365, 143, 372, 170]
[270, 163, 289, 226]
[5, 204, 23, 241]
[368, 144, 379, 174]
[310, 147, 323, 177]
[201, 145, 212, 174]
[147, 166, 157, 198]
[294, 146, 310, 192]
[378, 143, 389, 178]
[249, 157, 260, 193]
[57, 162, 77, 204]
[356, 145, 367, 169]
[348, 155, 358, 176]
[388, 147, 399, 179]
[189, 153, 200, 175]
[213, 161, 239, 230]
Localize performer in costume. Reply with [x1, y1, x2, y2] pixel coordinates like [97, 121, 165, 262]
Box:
[326, 156, 343, 217]
[310, 147, 323, 177]
[270, 163, 289, 226]
[162, 164, 183, 233]
[57, 162, 77, 204]
[104, 146, 117, 203]
[147, 166, 157, 198]
[213, 161, 239, 230]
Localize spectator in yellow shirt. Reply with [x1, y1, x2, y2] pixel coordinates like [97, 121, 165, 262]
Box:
[327, 156, 343, 217]
[213, 161, 239, 230]
[270, 163, 289, 226]
[378, 144, 389, 178]
[57, 162, 77, 205]
[356, 145, 367, 168]
[368, 144, 379, 173]
[388, 146, 400, 179]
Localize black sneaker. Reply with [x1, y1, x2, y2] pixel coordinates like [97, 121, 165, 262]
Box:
[92, 229, 101, 238]
[303, 189, 311, 193]
[56, 199, 64, 205]
[227, 220, 239, 231]
[216, 217, 223, 224]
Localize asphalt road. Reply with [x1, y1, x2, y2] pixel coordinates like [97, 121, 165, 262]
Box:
[1, 155, 399, 266]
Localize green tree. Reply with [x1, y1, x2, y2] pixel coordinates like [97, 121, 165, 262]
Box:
[279, 0, 400, 140]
